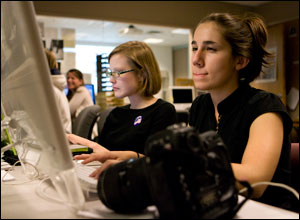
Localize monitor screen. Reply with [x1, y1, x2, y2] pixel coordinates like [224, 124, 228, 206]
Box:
[171, 86, 195, 104]
[84, 84, 96, 104]
[1, 1, 85, 210]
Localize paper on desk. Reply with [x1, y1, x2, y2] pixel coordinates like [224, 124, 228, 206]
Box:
[287, 87, 299, 111]
[1, 162, 12, 170]
[77, 200, 157, 219]
[1, 170, 15, 181]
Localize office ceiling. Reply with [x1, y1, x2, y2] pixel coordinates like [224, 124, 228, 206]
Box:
[221, 1, 271, 6]
[36, 15, 190, 47]
[36, 1, 271, 47]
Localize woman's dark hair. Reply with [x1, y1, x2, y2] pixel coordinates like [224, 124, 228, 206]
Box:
[66, 68, 84, 100]
[196, 12, 272, 83]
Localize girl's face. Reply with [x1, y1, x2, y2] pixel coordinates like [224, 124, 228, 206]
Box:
[67, 72, 83, 90]
[109, 53, 140, 99]
[191, 22, 240, 92]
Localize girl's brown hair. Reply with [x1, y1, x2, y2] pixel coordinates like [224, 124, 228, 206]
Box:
[44, 48, 57, 69]
[109, 41, 161, 96]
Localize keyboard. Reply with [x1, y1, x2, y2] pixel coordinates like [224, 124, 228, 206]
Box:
[74, 162, 99, 193]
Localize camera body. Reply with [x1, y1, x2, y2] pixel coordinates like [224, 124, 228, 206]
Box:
[97, 124, 238, 219]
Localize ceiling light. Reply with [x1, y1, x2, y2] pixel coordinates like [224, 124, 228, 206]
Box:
[147, 30, 162, 34]
[143, 38, 164, 44]
[119, 24, 143, 35]
[87, 20, 95, 25]
[77, 33, 88, 38]
[172, 28, 190, 35]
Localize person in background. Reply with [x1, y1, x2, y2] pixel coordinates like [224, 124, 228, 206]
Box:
[67, 41, 177, 177]
[44, 49, 72, 133]
[66, 68, 94, 123]
[189, 12, 293, 210]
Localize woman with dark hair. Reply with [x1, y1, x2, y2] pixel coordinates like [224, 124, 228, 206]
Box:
[189, 12, 293, 209]
[66, 68, 93, 122]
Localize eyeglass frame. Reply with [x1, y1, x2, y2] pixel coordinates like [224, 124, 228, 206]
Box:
[105, 69, 135, 78]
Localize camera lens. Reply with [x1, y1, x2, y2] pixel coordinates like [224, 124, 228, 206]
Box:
[186, 132, 201, 152]
[97, 157, 153, 213]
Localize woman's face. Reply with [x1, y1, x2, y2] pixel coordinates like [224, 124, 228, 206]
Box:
[191, 22, 239, 92]
[109, 53, 140, 99]
[67, 71, 83, 90]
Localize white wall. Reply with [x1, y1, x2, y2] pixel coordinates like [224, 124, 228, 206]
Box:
[149, 44, 173, 84]
[149, 45, 173, 100]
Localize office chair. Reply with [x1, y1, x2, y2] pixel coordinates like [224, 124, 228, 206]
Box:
[72, 105, 101, 140]
[176, 110, 189, 125]
[290, 142, 299, 190]
[93, 107, 115, 143]
[290, 142, 299, 212]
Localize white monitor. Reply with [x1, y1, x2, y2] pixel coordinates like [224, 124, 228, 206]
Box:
[1, 1, 85, 210]
[170, 86, 195, 111]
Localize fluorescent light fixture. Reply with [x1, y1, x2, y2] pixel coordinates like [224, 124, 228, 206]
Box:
[172, 28, 190, 35]
[120, 25, 143, 35]
[63, 47, 76, 53]
[143, 38, 164, 44]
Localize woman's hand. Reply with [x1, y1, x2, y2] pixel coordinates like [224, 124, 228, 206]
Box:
[67, 134, 145, 177]
[87, 151, 145, 179]
[88, 151, 145, 179]
[89, 159, 122, 179]
[73, 143, 113, 164]
[67, 133, 97, 148]
[67, 133, 112, 163]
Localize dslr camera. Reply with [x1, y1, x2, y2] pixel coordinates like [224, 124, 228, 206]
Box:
[97, 124, 239, 219]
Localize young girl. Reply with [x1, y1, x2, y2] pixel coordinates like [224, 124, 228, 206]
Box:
[68, 41, 177, 178]
[189, 13, 293, 209]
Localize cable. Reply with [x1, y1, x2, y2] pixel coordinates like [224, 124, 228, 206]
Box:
[1, 160, 37, 185]
[35, 177, 65, 204]
[1, 141, 20, 153]
[1, 160, 20, 182]
[2, 158, 64, 204]
[239, 181, 299, 200]
[1, 137, 38, 154]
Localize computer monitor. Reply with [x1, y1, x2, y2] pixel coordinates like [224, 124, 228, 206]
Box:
[84, 84, 96, 104]
[170, 86, 195, 111]
[1, 1, 85, 210]
[64, 84, 96, 104]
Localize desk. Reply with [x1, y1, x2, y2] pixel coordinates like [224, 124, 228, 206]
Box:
[1, 166, 299, 219]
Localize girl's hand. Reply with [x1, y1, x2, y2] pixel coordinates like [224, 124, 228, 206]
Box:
[89, 159, 122, 179]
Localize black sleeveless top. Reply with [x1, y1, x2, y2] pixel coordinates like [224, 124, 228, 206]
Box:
[189, 83, 293, 209]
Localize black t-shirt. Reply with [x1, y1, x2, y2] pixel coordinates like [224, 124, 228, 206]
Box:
[189, 83, 293, 209]
[99, 99, 177, 154]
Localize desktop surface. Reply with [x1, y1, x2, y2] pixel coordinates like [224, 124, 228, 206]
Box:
[1, 166, 299, 219]
[1, 165, 155, 219]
